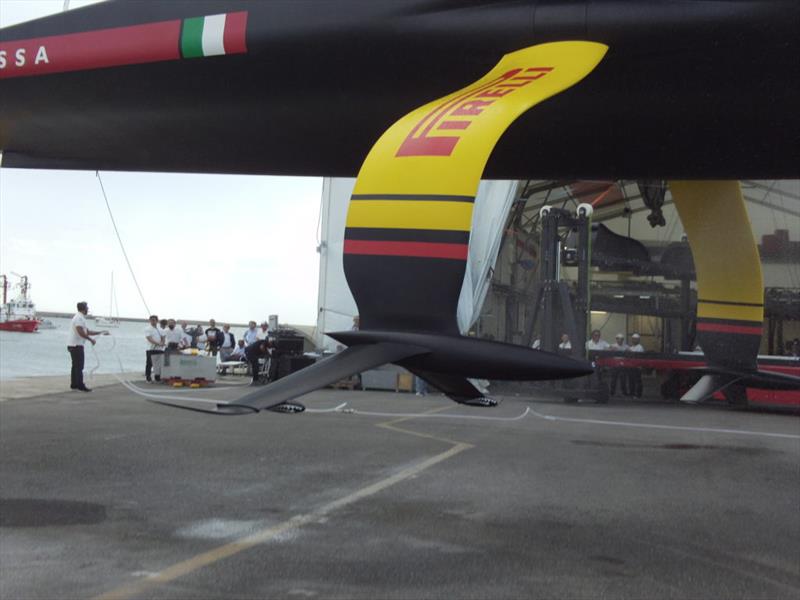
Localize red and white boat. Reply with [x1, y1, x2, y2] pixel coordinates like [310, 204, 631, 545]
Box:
[0, 274, 40, 333]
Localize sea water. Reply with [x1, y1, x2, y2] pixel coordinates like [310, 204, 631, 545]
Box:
[0, 318, 249, 380]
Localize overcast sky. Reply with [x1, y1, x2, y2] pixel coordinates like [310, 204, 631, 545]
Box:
[0, 0, 324, 325]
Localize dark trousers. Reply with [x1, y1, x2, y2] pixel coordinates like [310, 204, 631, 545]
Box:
[628, 368, 643, 398]
[68, 345, 85, 389]
[610, 367, 629, 395]
[247, 356, 274, 382]
[145, 350, 164, 380]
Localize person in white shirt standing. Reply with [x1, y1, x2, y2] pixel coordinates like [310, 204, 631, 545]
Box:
[628, 333, 645, 353]
[219, 324, 236, 361]
[585, 329, 611, 352]
[610, 333, 628, 352]
[157, 319, 168, 347]
[627, 333, 645, 398]
[243, 321, 259, 346]
[144, 314, 165, 382]
[68, 301, 108, 392]
[256, 321, 270, 341]
[164, 319, 185, 350]
[217, 324, 237, 374]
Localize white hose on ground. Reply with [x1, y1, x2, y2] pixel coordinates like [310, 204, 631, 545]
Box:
[92, 337, 795, 436]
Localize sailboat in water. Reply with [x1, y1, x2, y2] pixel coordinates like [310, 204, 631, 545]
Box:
[95, 272, 120, 328]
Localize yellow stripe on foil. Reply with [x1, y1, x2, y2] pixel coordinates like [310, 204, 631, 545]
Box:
[348, 41, 608, 230]
[346, 200, 473, 231]
[670, 181, 764, 323]
[696, 301, 763, 323]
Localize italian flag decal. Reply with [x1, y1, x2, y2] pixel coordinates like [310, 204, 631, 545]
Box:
[181, 12, 248, 59]
[0, 11, 248, 79]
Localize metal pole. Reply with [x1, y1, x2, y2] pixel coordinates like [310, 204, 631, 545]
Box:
[539, 207, 557, 352]
[680, 277, 691, 351]
[768, 316, 775, 355]
[575, 204, 593, 359]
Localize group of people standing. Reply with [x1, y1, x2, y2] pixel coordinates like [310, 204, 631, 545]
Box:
[584, 329, 646, 398]
[542, 329, 646, 398]
[143, 317, 271, 382]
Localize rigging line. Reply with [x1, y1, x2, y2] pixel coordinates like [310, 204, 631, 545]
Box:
[96, 171, 151, 316]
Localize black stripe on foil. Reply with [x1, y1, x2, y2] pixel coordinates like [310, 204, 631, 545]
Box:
[345, 227, 470, 244]
[350, 193, 475, 203]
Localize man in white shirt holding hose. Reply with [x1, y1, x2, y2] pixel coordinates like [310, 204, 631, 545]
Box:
[68, 301, 108, 392]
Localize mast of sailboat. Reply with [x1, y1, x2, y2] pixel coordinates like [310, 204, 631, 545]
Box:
[113, 275, 120, 319]
[10, 273, 29, 299]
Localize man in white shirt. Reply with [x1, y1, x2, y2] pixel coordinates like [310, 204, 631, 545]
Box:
[558, 333, 572, 354]
[628, 333, 645, 353]
[144, 314, 165, 382]
[68, 301, 108, 392]
[256, 321, 270, 341]
[610, 334, 628, 352]
[585, 329, 610, 352]
[157, 319, 168, 346]
[243, 321, 259, 346]
[627, 333, 645, 398]
[218, 324, 236, 362]
[164, 319, 185, 350]
[230, 339, 247, 361]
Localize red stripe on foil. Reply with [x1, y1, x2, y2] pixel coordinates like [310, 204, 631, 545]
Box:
[697, 322, 763, 335]
[222, 11, 248, 54]
[344, 240, 468, 260]
[0, 20, 182, 79]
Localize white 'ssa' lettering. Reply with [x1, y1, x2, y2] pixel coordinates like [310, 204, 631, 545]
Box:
[0, 45, 50, 69]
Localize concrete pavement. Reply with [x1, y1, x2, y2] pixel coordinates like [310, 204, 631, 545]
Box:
[1, 382, 798, 599]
